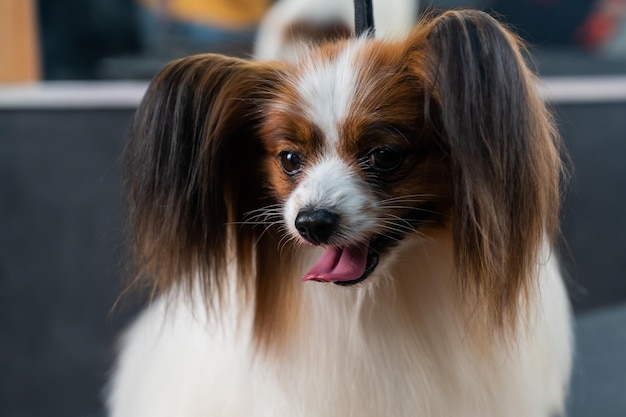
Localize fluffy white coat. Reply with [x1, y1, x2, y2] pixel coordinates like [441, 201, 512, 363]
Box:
[108, 236, 571, 416]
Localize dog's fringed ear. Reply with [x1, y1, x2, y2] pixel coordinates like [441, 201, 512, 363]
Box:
[414, 10, 563, 328]
[124, 54, 282, 300]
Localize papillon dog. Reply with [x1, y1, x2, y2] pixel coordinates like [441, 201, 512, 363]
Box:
[107, 9, 572, 417]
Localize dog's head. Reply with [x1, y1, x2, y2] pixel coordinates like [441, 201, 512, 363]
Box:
[125, 10, 563, 346]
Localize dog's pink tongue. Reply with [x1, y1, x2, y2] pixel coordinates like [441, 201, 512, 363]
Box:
[303, 245, 368, 283]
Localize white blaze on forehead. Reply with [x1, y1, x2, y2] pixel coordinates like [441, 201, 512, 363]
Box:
[294, 40, 366, 145]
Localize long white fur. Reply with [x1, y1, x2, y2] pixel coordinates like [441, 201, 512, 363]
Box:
[107, 238, 571, 417]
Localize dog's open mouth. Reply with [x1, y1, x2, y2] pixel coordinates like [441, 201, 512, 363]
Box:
[303, 234, 396, 286]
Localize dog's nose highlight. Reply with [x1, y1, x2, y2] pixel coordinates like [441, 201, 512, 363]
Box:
[295, 208, 339, 245]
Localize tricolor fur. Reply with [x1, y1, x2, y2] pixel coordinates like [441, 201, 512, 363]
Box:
[108, 10, 572, 417]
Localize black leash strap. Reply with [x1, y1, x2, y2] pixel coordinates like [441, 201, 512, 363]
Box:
[354, 0, 375, 37]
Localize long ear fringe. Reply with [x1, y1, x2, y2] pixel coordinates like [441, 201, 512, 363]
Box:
[123, 54, 283, 304]
[415, 10, 564, 330]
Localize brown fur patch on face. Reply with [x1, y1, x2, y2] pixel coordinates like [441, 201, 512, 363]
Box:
[336, 40, 453, 230]
[258, 41, 350, 201]
[260, 98, 325, 201]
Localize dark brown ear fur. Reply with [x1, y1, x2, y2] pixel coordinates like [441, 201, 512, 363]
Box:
[124, 54, 286, 305]
[411, 10, 564, 328]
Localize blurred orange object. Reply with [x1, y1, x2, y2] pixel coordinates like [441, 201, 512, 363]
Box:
[138, 0, 272, 28]
[0, 0, 40, 83]
[576, 0, 626, 49]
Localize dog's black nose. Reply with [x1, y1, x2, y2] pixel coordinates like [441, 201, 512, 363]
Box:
[295, 208, 339, 245]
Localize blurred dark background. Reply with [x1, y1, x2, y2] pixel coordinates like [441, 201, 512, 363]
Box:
[37, 0, 141, 80]
[1, 0, 625, 416]
[33, 0, 626, 80]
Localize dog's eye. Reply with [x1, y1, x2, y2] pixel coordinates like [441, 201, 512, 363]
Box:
[279, 151, 303, 175]
[368, 147, 405, 172]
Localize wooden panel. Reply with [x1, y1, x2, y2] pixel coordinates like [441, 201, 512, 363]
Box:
[0, 0, 40, 83]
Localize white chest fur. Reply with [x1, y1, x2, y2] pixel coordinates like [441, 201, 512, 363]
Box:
[107, 239, 571, 417]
